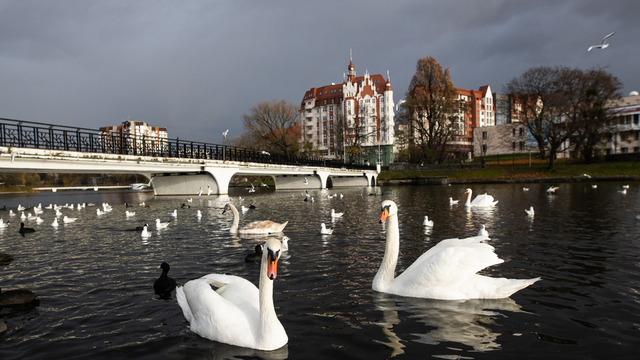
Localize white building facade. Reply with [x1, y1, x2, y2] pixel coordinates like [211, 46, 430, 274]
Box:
[299, 59, 395, 165]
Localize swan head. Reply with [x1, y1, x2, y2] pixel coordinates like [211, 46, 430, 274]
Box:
[464, 188, 472, 194]
[222, 203, 232, 214]
[263, 238, 282, 280]
[379, 200, 397, 223]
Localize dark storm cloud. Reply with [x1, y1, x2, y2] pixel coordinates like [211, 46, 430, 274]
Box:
[1, 0, 638, 143]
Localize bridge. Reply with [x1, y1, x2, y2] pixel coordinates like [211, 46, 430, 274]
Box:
[0, 118, 378, 195]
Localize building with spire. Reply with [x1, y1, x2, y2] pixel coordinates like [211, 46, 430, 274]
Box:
[299, 56, 395, 166]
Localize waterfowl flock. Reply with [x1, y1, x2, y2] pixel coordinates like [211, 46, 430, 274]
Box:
[2, 182, 636, 350]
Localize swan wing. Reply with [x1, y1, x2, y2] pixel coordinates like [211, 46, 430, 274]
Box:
[177, 276, 259, 347]
[470, 194, 498, 207]
[240, 220, 288, 234]
[390, 236, 503, 299]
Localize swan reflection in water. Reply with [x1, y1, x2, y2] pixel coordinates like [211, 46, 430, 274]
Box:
[165, 340, 288, 360]
[372, 292, 529, 355]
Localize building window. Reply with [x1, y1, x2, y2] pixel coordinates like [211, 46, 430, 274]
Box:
[519, 141, 525, 150]
[482, 144, 487, 153]
[621, 147, 629, 153]
[482, 131, 487, 140]
[512, 128, 516, 136]
[519, 128, 525, 136]
[512, 142, 516, 150]
[634, 114, 639, 124]
[634, 146, 640, 153]
[329, 106, 333, 111]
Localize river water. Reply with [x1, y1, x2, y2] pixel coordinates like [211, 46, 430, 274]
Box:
[0, 182, 639, 359]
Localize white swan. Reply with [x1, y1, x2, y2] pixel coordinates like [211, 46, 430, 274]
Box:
[155, 218, 170, 229]
[464, 189, 498, 207]
[478, 225, 489, 237]
[423, 216, 434, 227]
[223, 203, 288, 234]
[176, 238, 288, 350]
[320, 223, 333, 235]
[374, 200, 540, 300]
[525, 206, 535, 217]
[449, 197, 459, 205]
[331, 209, 344, 218]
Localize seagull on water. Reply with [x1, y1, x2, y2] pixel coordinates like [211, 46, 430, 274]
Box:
[525, 206, 535, 217]
[478, 224, 489, 237]
[449, 197, 459, 205]
[588, 31, 615, 51]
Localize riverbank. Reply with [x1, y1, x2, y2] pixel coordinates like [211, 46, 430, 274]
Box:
[377, 160, 640, 185]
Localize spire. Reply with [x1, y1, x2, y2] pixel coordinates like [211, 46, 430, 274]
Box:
[347, 49, 356, 83]
[385, 70, 392, 91]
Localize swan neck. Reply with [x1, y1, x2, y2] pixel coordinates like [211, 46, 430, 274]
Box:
[465, 190, 472, 206]
[258, 258, 278, 337]
[373, 213, 399, 291]
[228, 204, 239, 233]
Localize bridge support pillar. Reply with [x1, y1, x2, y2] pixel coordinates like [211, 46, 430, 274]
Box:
[365, 173, 377, 187]
[204, 167, 239, 195]
[316, 171, 331, 189]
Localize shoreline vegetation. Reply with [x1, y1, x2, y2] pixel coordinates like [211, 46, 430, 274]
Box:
[377, 159, 640, 185]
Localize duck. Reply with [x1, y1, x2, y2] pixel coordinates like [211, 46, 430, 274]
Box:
[423, 216, 434, 227]
[331, 209, 344, 218]
[449, 197, 459, 205]
[320, 223, 333, 235]
[0, 287, 37, 306]
[154, 262, 177, 297]
[464, 188, 498, 207]
[0, 253, 13, 263]
[244, 244, 263, 262]
[478, 225, 489, 237]
[374, 200, 540, 300]
[176, 238, 288, 350]
[223, 203, 288, 234]
[19, 222, 36, 234]
[525, 206, 535, 217]
[155, 219, 170, 229]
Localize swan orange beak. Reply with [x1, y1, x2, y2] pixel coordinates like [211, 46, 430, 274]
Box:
[379, 206, 389, 224]
[267, 249, 279, 280]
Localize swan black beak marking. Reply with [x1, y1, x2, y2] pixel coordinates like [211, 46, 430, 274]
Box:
[267, 248, 280, 280]
[379, 205, 390, 224]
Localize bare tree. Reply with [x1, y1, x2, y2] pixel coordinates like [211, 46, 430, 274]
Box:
[504, 66, 576, 170]
[344, 101, 377, 163]
[243, 100, 300, 156]
[570, 68, 623, 163]
[399, 57, 458, 163]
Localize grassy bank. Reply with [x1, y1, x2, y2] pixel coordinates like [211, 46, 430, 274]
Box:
[378, 161, 640, 181]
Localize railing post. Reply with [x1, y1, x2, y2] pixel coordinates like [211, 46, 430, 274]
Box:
[76, 129, 81, 152]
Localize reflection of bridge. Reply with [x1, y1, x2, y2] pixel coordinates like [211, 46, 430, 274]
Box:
[0, 118, 378, 195]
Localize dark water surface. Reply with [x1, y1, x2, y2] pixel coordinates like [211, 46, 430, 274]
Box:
[1, 182, 639, 359]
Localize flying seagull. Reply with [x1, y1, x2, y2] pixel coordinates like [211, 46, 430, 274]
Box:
[222, 129, 229, 139]
[588, 31, 615, 51]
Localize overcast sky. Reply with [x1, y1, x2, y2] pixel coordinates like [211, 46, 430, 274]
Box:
[1, 0, 638, 143]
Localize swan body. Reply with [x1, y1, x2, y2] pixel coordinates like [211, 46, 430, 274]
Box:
[464, 189, 498, 207]
[449, 197, 459, 205]
[374, 200, 539, 300]
[525, 206, 535, 217]
[320, 223, 333, 235]
[478, 225, 489, 237]
[176, 238, 288, 350]
[223, 204, 288, 234]
[423, 216, 434, 227]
